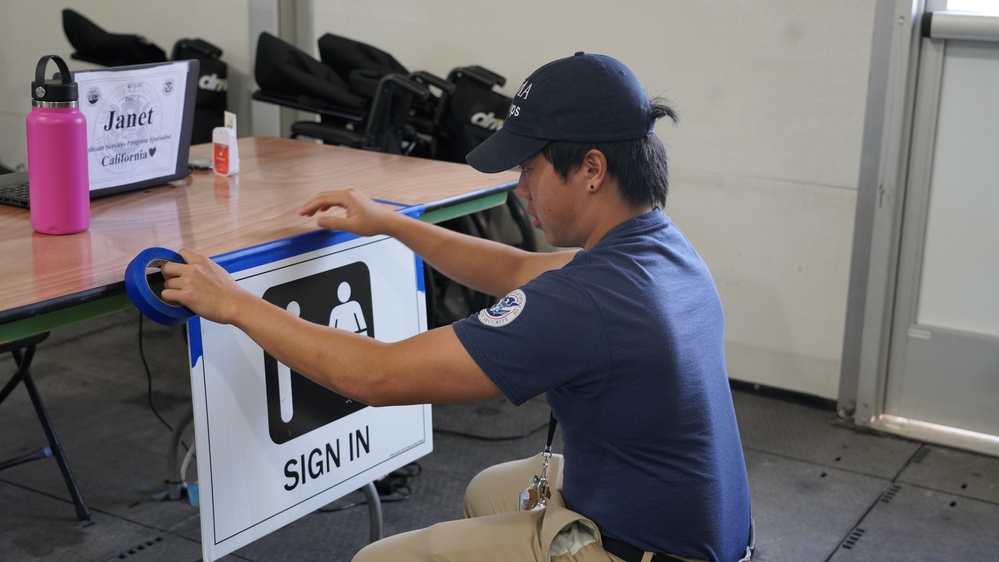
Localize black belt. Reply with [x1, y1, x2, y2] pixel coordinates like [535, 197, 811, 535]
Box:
[602, 536, 686, 562]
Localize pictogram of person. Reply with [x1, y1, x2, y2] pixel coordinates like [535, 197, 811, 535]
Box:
[329, 281, 368, 336]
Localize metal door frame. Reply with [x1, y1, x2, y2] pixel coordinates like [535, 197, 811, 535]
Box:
[840, 0, 999, 455]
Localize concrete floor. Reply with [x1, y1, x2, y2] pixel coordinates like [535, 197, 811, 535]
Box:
[3, 310, 999, 561]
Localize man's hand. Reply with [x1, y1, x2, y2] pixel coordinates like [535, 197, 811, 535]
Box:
[299, 188, 401, 237]
[160, 248, 252, 325]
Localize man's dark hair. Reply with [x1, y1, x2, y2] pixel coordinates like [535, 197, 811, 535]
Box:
[541, 98, 678, 208]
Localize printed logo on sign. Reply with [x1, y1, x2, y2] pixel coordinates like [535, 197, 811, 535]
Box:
[262, 262, 373, 444]
[86, 87, 101, 106]
[478, 289, 527, 327]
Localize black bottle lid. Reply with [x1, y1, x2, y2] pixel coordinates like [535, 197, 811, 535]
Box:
[31, 55, 78, 103]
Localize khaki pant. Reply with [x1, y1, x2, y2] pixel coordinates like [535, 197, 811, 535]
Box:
[352, 454, 703, 562]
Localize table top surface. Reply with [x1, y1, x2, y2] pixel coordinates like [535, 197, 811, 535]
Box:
[0, 137, 517, 324]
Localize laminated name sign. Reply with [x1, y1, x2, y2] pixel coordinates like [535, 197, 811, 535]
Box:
[187, 217, 432, 561]
[76, 61, 192, 190]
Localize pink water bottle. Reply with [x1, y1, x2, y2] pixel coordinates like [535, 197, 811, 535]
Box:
[26, 55, 90, 235]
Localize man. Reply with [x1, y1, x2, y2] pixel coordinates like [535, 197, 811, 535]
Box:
[161, 52, 753, 562]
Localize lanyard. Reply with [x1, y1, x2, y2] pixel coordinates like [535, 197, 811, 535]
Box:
[520, 410, 557, 511]
[545, 410, 557, 456]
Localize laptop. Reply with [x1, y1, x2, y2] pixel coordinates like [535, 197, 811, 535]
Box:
[0, 59, 200, 209]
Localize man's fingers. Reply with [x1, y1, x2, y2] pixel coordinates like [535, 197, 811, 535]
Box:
[299, 190, 349, 217]
[315, 214, 346, 230]
[176, 247, 203, 264]
[159, 260, 181, 279]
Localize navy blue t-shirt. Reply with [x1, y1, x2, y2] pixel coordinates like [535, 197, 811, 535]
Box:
[453, 208, 752, 562]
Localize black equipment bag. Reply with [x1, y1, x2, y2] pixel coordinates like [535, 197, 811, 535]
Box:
[317, 33, 409, 99]
[315, 33, 454, 158]
[254, 32, 367, 111]
[173, 38, 228, 144]
[62, 9, 167, 67]
[436, 66, 512, 164]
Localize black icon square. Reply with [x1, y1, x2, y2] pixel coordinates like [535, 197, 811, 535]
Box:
[262, 261, 372, 444]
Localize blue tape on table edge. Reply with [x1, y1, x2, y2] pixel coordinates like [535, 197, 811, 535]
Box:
[124, 247, 196, 326]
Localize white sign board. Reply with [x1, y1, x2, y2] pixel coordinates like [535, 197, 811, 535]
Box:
[187, 229, 432, 561]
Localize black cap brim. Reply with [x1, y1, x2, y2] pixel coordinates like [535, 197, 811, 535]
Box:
[465, 128, 549, 173]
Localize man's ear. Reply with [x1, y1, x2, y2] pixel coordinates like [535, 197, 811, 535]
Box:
[581, 149, 609, 190]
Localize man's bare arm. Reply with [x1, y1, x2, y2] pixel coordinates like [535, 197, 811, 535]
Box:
[299, 189, 573, 297]
[161, 248, 502, 407]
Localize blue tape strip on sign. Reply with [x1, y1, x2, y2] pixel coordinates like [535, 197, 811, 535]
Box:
[188, 316, 203, 369]
[124, 247, 195, 326]
[371, 198, 408, 208]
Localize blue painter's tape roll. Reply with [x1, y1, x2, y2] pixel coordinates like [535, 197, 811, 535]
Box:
[125, 247, 195, 326]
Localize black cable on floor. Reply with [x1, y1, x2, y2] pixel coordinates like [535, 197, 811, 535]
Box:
[318, 463, 422, 513]
[138, 313, 175, 433]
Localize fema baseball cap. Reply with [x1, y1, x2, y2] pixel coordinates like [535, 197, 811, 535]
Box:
[466, 52, 654, 173]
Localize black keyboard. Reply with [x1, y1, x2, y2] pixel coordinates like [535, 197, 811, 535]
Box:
[0, 174, 30, 209]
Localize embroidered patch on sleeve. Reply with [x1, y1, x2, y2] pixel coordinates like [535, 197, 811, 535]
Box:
[478, 289, 527, 327]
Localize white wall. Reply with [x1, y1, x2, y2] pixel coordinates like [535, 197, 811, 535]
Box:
[310, 1, 876, 398]
[0, 1, 877, 399]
